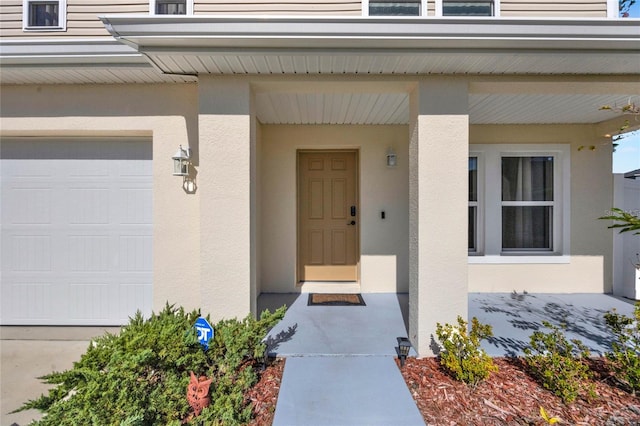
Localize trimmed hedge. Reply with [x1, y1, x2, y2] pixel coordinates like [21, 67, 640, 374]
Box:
[16, 304, 285, 425]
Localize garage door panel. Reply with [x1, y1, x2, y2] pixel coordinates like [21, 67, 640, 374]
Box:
[69, 188, 111, 224]
[120, 188, 152, 224]
[118, 158, 153, 177]
[69, 160, 111, 177]
[5, 187, 53, 224]
[68, 235, 111, 272]
[3, 282, 53, 321]
[1, 137, 153, 325]
[119, 235, 153, 272]
[9, 235, 52, 272]
[119, 282, 153, 319]
[68, 283, 112, 321]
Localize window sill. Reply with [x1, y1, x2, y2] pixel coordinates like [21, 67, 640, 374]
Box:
[23, 27, 66, 32]
[468, 255, 570, 264]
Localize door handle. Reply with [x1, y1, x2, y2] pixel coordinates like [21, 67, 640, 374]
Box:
[347, 220, 356, 226]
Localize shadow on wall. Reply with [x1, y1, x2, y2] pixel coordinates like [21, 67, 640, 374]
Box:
[470, 292, 633, 357]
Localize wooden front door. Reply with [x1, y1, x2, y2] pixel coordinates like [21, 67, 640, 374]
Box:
[298, 151, 358, 282]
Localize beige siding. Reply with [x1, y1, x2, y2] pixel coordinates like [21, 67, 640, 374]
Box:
[194, 1, 361, 15]
[500, 0, 607, 17]
[0, 0, 612, 39]
[1, 1, 362, 39]
[1, 1, 148, 38]
[0, 0, 362, 38]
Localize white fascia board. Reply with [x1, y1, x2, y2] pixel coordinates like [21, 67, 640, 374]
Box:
[99, 16, 640, 52]
[0, 38, 145, 66]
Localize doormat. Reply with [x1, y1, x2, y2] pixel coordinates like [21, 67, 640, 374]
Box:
[307, 293, 366, 306]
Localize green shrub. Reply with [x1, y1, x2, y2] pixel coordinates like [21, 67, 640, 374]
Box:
[524, 321, 595, 404]
[15, 304, 286, 425]
[435, 316, 497, 386]
[604, 302, 640, 395]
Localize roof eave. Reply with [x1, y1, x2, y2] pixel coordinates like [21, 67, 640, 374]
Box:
[0, 38, 145, 66]
[99, 15, 640, 53]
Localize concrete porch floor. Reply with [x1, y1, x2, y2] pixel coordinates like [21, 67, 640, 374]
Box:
[1, 293, 636, 425]
[259, 292, 637, 358]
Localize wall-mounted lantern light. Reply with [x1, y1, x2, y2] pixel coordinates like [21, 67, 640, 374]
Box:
[172, 145, 191, 176]
[396, 336, 411, 367]
[386, 148, 397, 168]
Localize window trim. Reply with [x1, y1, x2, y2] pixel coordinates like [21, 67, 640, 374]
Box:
[469, 144, 570, 261]
[22, 0, 67, 32]
[150, 0, 193, 15]
[468, 152, 484, 255]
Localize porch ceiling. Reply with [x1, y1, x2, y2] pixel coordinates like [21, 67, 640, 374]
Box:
[255, 91, 637, 125]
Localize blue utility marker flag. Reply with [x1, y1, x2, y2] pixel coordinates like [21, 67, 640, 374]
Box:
[194, 317, 214, 350]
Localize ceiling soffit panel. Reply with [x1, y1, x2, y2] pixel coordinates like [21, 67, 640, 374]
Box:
[253, 92, 638, 125]
[149, 52, 639, 76]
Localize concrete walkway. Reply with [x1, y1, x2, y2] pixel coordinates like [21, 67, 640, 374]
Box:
[261, 293, 425, 426]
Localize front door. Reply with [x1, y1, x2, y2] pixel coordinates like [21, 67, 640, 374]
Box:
[298, 151, 358, 282]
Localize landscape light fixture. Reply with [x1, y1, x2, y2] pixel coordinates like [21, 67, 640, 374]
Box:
[172, 145, 191, 176]
[396, 337, 411, 367]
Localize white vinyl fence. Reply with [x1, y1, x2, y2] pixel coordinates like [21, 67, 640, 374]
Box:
[612, 173, 640, 300]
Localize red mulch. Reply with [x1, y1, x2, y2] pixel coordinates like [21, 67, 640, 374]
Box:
[399, 357, 640, 426]
[245, 357, 640, 426]
[247, 359, 285, 426]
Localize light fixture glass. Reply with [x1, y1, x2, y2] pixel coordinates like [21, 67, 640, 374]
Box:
[386, 148, 397, 167]
[396, 336, 411, 367]
[172, 145, 191, 176]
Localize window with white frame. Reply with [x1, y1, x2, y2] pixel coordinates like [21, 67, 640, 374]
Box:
[469, 145, 569, 257]
[151, 0, 192, 15]
[469, 156, 479, 253]
[442, 0, 494, 16]
[23, 0, 66, 31]
[368, 0, 421, 16]
[501, 156, 554, 251]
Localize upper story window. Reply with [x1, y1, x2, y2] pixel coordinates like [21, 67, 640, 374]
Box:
[151, 0, 193, 15]
[23, 0, 66, 31]
[442, 0, 494, 16]
[369, 0, 421, 16]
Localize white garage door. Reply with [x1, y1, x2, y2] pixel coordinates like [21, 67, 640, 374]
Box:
[1, 138, 152, 325]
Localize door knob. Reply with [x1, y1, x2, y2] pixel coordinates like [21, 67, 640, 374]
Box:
[348, 220, 356, 225]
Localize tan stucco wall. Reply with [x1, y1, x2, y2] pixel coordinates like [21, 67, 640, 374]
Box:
[198, 78, 256, 320]
[0, 83, 203, 314]
[468, 124, 613, 293]
[260, 124, 410, 293]
[409, 79, 470, 356]
[0, 82, 617, 335]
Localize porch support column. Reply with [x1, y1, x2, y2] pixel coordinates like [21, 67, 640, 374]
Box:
[198, 77, 257, 320]
[409, 79, 469, 356]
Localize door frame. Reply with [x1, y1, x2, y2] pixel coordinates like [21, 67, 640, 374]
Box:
[296, 149, 360, 285]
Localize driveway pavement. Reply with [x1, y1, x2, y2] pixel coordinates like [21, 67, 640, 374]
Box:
[0, 327, 117, 426]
